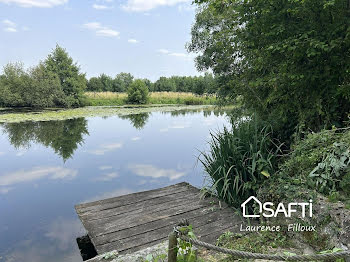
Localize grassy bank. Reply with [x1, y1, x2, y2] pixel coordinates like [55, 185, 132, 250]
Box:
[85, 92, 217, 106]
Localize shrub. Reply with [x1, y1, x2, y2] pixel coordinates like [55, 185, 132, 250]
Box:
[0, 63, 66, 108]
[127, 79, 149, 104]
[309, 142, 350, 195]
[200, 115, 281, 209]
[263, 127, 350, 199]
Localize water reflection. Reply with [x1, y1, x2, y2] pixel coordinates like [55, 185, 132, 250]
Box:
[0, 108, 230, 262]
[119, 113, 150, 130]
[1, 118, 89, 161]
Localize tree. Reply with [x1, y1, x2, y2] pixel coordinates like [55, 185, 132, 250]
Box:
[113, 72, 134, 92]
[44, 45, 87, 107]
[0, 62, 65, 108]
[127, 79, 149, 104]
[99, 73, 113, 91]
[87, 77, 104, 92]
[189, 0, 350, 138]
[154, 77, 176, 92]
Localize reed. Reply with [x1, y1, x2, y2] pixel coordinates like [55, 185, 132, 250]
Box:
[85, 92, 217, 106]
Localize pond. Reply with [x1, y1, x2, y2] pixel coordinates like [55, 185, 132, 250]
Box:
[0, 107, 230, 262]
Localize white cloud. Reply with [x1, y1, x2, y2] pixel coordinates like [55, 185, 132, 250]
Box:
[0, 152, 5, 156]
[87, 142, 123, 155]
[94, 172, 119, 181]
[131, 136, 141, 141]
[169, 52, 188, 57]
[93, 4, 112, 10]
[128, 164, 186, 181]
[2, 19, 29, 33]
[83, 22, 102, 30]
[158, 48, 194, 60]
[0, 166, 77, 187]
[83, 22, 119, 38]
[96, 29, 119, 37]
[123, 0, 190, 12]
[128, 38, 139, 44]
[99, 165, 113, 170]
[3, 19, 16, 27]
[0, 0, 68, 8]
[157, 48, 169, 54]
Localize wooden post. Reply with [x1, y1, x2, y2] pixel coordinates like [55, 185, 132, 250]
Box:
[168, 232, 177, 262]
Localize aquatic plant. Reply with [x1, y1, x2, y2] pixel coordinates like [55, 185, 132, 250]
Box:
[200, 115, 281, 209]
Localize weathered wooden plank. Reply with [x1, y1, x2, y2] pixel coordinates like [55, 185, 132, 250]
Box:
[75, 182, 243, 256]
[78, 187, 201, 221]
[97, 211, 240, 254]
[76, 182, 192, 213]
[85, 196, 222, 237]
[94, 206, 235, 246]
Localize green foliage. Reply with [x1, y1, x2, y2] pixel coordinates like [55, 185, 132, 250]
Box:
[274, 127, 350, 196]
[177, 225, 198, 262]
[127, 79, 150, 104]
[0, 62, 66, 108]
[309, 142, 350, 194]
[217, 230, 291, 262]
[153, 74, 218, 95]
[189, 0, 350, 140]
[44, 45, 87, 107]
[154, 77, 176, 92]
[113, 72, 134, 92]
[0, 45, 87, 108]
[200, 115, 281, 209]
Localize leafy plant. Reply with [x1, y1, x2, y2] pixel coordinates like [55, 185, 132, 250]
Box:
[309, 142, 350, 194]
[200, 114, 282, 209]
[127, 79, 150, 104]
[177, 225, 198, 262]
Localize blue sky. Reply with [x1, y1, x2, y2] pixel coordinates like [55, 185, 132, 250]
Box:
[0, 0, 199, 81]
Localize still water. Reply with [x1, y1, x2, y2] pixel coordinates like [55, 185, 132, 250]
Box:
[0, 108, 229, 262]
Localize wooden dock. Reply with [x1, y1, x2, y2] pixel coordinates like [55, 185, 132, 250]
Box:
[75, 182, 242, 255]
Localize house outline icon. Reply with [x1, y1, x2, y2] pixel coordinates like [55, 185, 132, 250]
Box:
[241, 196, 262, 218]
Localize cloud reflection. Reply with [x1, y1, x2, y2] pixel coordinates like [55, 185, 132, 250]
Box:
[128, 164, 186, 181]
[0, 166, 77, 187]
[3, 217, 84, 262]
[88, 143, 123, 155]
[94, 172, 119, 182]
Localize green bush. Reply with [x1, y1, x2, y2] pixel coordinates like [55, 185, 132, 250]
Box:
[127, 79, 149, 104]
[309, 142, 350, 194]
[263, 127, 350, 199]
[0, 63, 66, 108]
[0, 45, 87, 108]
[200, 115, 281, 209]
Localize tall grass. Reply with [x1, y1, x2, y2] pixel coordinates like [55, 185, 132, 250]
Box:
[200, 115, 282, 209]
[85, 92, 217, 106]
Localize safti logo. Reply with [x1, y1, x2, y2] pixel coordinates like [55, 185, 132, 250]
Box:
[241, 196, 313, 218]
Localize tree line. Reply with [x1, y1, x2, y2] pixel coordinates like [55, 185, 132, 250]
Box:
[0, 45, 218, 108]
[87, 72, 217, 95]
